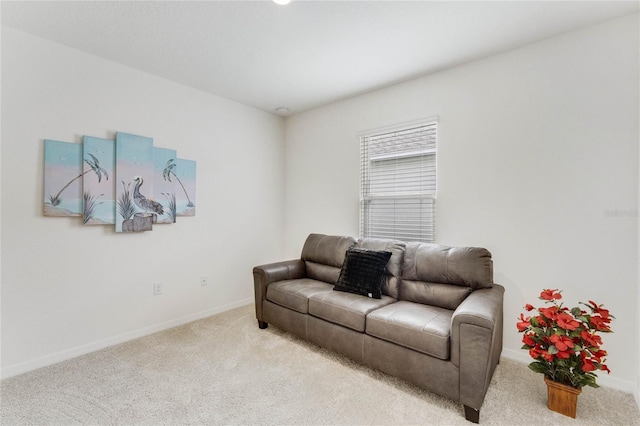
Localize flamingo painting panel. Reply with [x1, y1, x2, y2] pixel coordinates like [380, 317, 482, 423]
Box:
[82, 136, 115, 225]
[115, 132, 154, 233]
[44, 139, 82, 217]
[174, 158, 196, 217]
[153, 148, 177, 224]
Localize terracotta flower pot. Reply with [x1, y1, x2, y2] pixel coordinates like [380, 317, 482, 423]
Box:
[544, 376, 582, 418]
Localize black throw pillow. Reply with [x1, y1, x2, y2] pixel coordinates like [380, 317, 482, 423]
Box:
[334, 247, 392, 299]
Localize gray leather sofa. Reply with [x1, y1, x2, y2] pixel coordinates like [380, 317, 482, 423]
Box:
[253, 233, 504, 423]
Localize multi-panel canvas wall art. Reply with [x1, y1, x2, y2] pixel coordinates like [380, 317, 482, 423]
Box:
[43, 132, 196, 233]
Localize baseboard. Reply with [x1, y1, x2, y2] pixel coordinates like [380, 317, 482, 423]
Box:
[501, 348, 637, 397]
[0, 298, 253, 380]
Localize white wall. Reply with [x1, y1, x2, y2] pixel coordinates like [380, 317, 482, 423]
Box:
[0, 27, 285, 378]
[285, 14, 639, 393]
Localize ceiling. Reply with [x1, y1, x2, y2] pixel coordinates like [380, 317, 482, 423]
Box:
[2, 1, 638, 116]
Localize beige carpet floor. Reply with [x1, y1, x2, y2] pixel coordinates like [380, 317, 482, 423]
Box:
[1, 304, 639, 425]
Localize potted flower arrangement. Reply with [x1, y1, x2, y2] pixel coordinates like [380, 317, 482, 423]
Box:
[516, 289, 614, 417]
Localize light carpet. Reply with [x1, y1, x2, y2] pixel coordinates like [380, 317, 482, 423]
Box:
[1, 304, 639, 425]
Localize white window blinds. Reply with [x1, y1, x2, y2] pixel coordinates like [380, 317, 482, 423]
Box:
[360, 120, 437, 243]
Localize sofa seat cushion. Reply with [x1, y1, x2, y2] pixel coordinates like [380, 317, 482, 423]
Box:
[266, 279, 334, 314]
[365, 301, 453, 360]
[308, 291, 396, 332]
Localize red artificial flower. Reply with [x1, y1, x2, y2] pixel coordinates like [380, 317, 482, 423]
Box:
[590, 349, 607, 362]
[588, 300, 612, 319]
[582, 357, 596, 372]
[555, 350, 571, 359]
[590, 315, 612, 332]
[540, 289, 562, 301]
[550, 334, 575, 352]
[522, 334, 535, 346]
[535, 315, 548, 327]
[524, 303, 535, 311]
[516, 313, 531, 332]
[541, 350, 554, 362]
[580, 330, 602, 347]
[529, 347, 542, 359]
[539, 306, 558, 320]
[556, 312, 581, 331]
[601, 363, 611, 374]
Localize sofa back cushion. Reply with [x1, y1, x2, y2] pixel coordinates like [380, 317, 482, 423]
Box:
[400, 242, 493, 310]
[301, 233, 356, 284]
[357, 238, 406, 299]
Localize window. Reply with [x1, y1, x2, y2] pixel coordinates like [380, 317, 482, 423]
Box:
[360, 119, 437, 243]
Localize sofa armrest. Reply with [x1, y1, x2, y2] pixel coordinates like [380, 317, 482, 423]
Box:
[253, 260, 306, 323]
[450, 284, 504, 410]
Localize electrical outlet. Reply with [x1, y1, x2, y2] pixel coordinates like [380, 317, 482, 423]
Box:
[153, 282, 163, 295]
[200, 276, 208, 287]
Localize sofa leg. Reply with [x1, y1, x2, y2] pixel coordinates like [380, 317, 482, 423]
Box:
[258, 320, 268, 329]
[463, 405, 480, 423]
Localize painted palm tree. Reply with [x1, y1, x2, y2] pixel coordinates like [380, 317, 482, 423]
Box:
[162, 158, 194, 207]
[48, 153, 108, 206]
